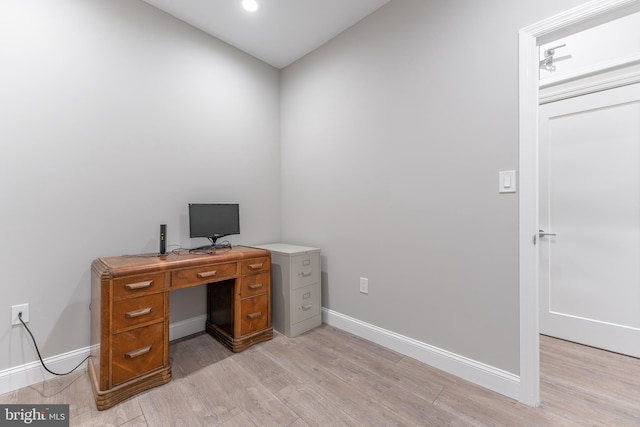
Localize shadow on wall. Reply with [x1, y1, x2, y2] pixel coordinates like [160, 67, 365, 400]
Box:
[321, 255, 329, 309]
[271, 264, 285, 329]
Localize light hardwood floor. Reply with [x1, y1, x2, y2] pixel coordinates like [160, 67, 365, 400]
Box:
[2, 326, 640, 426]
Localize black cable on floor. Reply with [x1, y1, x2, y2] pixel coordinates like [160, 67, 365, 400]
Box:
[18, 312, 89, 376]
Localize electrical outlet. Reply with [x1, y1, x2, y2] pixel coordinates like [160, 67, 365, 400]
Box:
[11, 303, 29, 326]
[359, 277, 369, 294]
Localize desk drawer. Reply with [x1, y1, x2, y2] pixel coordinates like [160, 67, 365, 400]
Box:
[240, 258, 270, 275]
[240, 294, 268, 336]
[291, 283, 321, 325]
[113, 293, 164, 332]
[239, 273, 270, 298]
[113, 273, 165, 298]
[171, 262, 237, 288]
[112, 322, 164, 386]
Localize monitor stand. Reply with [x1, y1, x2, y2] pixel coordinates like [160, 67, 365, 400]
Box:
[191, 237, 231, 252]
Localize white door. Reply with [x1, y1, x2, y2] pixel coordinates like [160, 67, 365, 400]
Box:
[539, 83, 640, 357]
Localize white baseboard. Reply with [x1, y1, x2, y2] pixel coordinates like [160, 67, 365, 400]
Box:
[0, 316, 208, 396]
[322, 308, 521, 402]
[169, 314, 207, 341]
[0, 347, 90, 396]
[1, 312, 521, 402]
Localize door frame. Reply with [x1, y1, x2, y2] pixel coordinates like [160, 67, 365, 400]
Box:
[518, 0, 640, 406]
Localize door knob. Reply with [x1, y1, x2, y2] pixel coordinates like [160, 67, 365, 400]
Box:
[539, 229, 557, 237]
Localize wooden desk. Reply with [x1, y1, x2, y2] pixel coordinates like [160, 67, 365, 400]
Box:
[88, 246, 272, 410]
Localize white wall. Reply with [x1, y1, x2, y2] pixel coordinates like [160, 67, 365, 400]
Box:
[0, 0, 280, 374]
[280, 0, 585, 375]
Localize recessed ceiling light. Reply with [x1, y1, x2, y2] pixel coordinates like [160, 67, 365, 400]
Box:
[242, 0, 259, 12]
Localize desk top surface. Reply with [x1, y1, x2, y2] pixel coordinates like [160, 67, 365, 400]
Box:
[92, 245, 269, 278]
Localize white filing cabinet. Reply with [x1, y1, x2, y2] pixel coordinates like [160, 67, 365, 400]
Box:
[254, 243, 321, 337]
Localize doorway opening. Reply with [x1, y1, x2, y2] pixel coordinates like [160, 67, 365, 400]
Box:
[518, 0, 640, 407]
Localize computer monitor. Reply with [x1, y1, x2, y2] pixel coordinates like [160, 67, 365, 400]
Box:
[188, 203, 239, 249]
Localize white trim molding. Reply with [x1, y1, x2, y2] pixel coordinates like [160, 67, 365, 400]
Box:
[0, 347, 90, 396]
[540, 67, 640, 104]
[322, 308, 521, 401]
[0, 316, 207, 396]
[169, 314, 208, 341]
[518, 0, 640, 408]
[540, 52, 640, 88]
[540, 54, 640, 104]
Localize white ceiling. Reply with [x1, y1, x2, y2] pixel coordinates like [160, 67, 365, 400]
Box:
[142, 0, 391, 69]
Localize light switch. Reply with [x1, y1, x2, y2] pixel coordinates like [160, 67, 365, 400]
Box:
[499, 170, 517, 193]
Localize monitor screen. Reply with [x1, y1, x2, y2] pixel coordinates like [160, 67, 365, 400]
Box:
[188, 203, 240, 240]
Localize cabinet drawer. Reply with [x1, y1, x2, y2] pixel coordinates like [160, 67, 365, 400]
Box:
[240, 257, 270, 275]
[112, 323, 164, 386]
[113, 273, 165, 298]
[240, 294, 269, 336]
[291, 283, 321, 325]
[239, 273, 270, 298]
[171, 262, 237, 288]
[113, 293, 164, 332]
[291, 253, 320, 289]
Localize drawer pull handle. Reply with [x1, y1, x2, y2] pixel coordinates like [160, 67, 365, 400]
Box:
[248, 263, 264, 270]
[125, 280, 153, 290]
[125, 345, 152, 359]
[125, 307, 152, 318]
[197, 270, 217, 279]
[246, 311, 262, 319]
[300, 271, 312, 277]
[248, 283, 263, 290]
[300, 304, 313, 311]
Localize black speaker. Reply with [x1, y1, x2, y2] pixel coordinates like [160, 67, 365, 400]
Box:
[159, 224, 166, 255]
